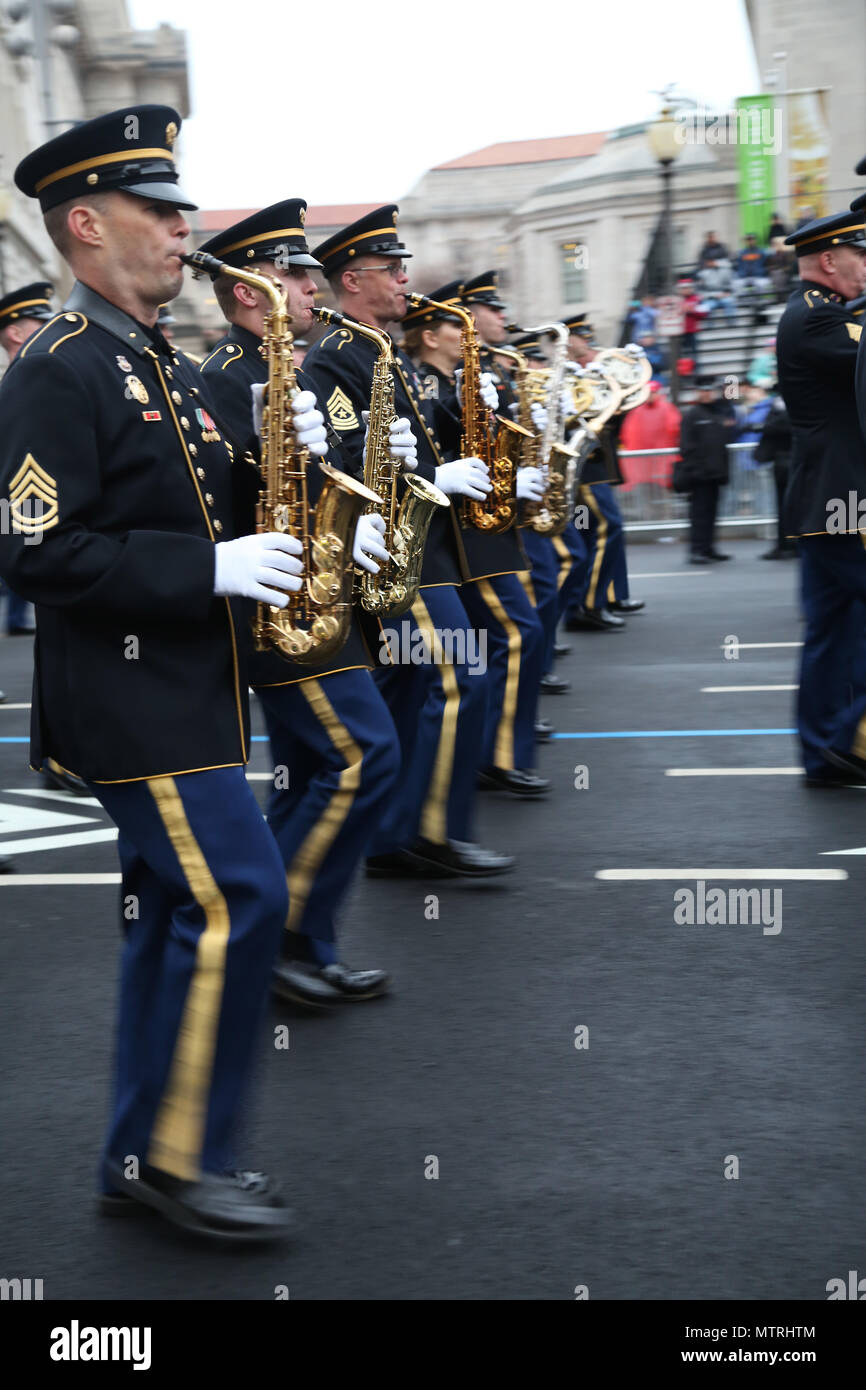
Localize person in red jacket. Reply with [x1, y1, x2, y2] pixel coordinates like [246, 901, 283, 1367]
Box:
[619, 382, 682, 510]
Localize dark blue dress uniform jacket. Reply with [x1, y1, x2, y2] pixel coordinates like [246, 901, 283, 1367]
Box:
[303, 323, 467, 587]
[0, 283, 249, 783]
[778, 280, 866, 536]
[200, 323, 372, 683]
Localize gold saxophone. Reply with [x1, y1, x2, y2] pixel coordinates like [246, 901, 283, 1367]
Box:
[406, 293, 530, 534]
[508, 322, 578, 537]
[314, 306, 449, 618]
[183, 250, 378, 663]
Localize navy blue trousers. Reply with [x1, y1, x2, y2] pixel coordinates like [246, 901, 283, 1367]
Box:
[798, 536, 866, 775]
[552, 522, 591, 622]
[92, 768, 287, 1190]
[369, 585, 488, 851]
[461, 572, 544, 772]
[520, 528, 560, 677]
[257, 670, 400, 965]
[570, 483, 627, 613]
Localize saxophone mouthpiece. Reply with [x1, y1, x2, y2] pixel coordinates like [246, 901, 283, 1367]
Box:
[406, 293, 431, 310]
[180, 250, 224, 279]
[313, 306, 346, 328]
[505, 322, 523, 335]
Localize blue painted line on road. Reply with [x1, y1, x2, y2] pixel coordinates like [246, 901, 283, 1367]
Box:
[551, 729, 797, 739]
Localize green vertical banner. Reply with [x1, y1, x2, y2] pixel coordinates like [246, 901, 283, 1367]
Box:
[736, 94, 777, 243]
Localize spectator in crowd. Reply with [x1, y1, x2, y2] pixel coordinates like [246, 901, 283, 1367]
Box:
[753, 391, 796, 559]
[697, 257, 736, 319]
[638, 332, 665, 379]
[735, 234, 771, 294]
[767, 212, 788, 242]
[794, 205, 816, 230]
[623, 298, 642, 340]
[698, 230, 730, 266]
[675, 374, 737, 564]
[748, 342, 777, 387]
[735, 384, 774, 476]
[766, 238, 798, 303]
[619, 380, 681, 502]
[677, 278, 707, 361]
[629, 294, 657, 340]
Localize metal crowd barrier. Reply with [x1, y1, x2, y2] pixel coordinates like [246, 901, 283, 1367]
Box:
[615, 442, 776, 536]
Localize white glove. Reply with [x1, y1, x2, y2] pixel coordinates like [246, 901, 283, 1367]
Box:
[561, 389, 574, 420]
[214, 532, 304, 607]
[352, 512, 390, 575]
[516, 467, 546, 502]
[455, 369, 498, 413]
[564, 361, 585, 376]
[362, 411, 418, 470]
[250, 385, 328, 457]
[624, 343, 644, 357]
[434, 457, 492, 501]
[530, 402, 547, 434]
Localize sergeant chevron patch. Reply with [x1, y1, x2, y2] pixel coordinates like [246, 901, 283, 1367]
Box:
[8, 453, 59, 533]
[327, 385, 359, 431]
[846, 322, 862, 342]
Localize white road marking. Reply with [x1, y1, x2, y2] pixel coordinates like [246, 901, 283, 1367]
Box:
[0, 873, 121, 886]
[596, 868, 847, 881]
[718, 642, 803, 650]
[0, 828, 118, 854]
[245, 772, 273, 781]
[0, 703, 32, 711]
[701, 685, 797, 693]
[629, 571, 710, 579]
[0, 800, 99, 835]
[5, 788, 103, 806]
[821, 846, 866, 857]
[665, 767, 807, 777]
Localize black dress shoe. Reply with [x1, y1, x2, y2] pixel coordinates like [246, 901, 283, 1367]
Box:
[688, 554, 712, 565]
[610, 598, 645, 613]
[761, 547, 798, 560]
[102, 1161, 291, 1243]
[535, 718, 555, 742]
[478, 766, 551, 796]
[271, 960, 342, 1007]
[539, 672, 570, 694]
[0, 857, 13, 874]
[0, 690, 6, 703]
[42, 758, 90, 796]
[6, 626, 36, 636]
[565, 605, 625, 631]
[317, 963, 390, 999]
[367, 839, 514, 878]
[553, 641, 571, 657]
[707, 551, 732, 561]
[820, 747, 866, 785]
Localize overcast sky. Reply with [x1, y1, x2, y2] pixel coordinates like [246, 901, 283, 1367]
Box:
[129, 0, 759, 212]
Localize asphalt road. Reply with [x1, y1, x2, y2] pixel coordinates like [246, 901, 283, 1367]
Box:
[1, 537, 864, 1301]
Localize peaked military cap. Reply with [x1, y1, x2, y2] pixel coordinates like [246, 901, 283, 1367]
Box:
[15, 104, 196, 212]
[856, 153, 866, 176]
[563, 312, 594, 338]
[0, 281, 55, 330]
[313, 204, 411, 278]
[460, 270, 506, 310]
[510, 332, 547, 362]
[402, 278, 464, 327]
[784, 211, 866, 257]
[850, 191, 866, 214]
[198, 198, 321, 272]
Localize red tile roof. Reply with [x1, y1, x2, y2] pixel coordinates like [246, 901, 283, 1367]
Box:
[196, 202, 386, 232]
[434, 133, 606, 170]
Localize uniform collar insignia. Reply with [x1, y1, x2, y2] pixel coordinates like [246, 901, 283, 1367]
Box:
[64, 282, 151, 357]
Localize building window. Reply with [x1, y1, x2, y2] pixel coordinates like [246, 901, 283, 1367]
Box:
[561, 241, 588, 303]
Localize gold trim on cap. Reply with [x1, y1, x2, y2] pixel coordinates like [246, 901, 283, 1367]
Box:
[218, 226, 306, 257]
[0, 297, 51, 316]
[464, 283, 497, 296]
[795, 221, 866, 249]
[324, 226, 401, 259]
[34, 148, 175, 193]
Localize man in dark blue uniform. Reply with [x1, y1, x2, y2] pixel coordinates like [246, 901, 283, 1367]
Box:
[776, 209, 866, 784]
[0, 106, 309, 1241]
[404, 278, 552, 793]
[304, 209, 514, 874]
[198, 199, 401, 1005]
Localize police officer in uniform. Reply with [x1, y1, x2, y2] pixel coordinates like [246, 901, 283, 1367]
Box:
[776, 209, 866, 784]
[562, 315, 644, 630]
[0, 106, 309, 1241]
[304, 209, 513, 875]
[405, 280, 551, 793]
[198, 199, 400, 1004]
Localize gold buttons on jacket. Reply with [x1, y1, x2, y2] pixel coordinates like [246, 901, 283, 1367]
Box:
[196, 467, 206, 480]
[205, 493, 214, 506]
[189, 444, 198, 456]
[180, 416, 190, 430]
[172, 391, 182, 405]
[214, 519, 223, 533]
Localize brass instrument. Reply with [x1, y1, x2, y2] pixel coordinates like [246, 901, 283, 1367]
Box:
[406, 293, 529, 534]
[564, 364, 624, 482]
[594, 346, 653, 411]
[508, 322, 578, 536]
[314, 306, 449, 618]
[183, 250, 378, 663]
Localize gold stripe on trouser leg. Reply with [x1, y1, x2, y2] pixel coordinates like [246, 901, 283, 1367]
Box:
[146, 777, 232, 1181]
[477, 579, 521, 772]
[414, 594, 461, 845]
[552, 536, 572, 593]
[581, 485, 608, 610]
[607, 580, 616, 605]
[516, 568, 537, 607]
[286, 679, 363, 931]
[853, 537, 866, 757]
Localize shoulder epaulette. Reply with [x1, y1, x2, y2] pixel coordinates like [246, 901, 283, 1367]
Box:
[18, 311, 88, 359]
[201, 341, 244, 371]
[317, 327, 355, 351]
